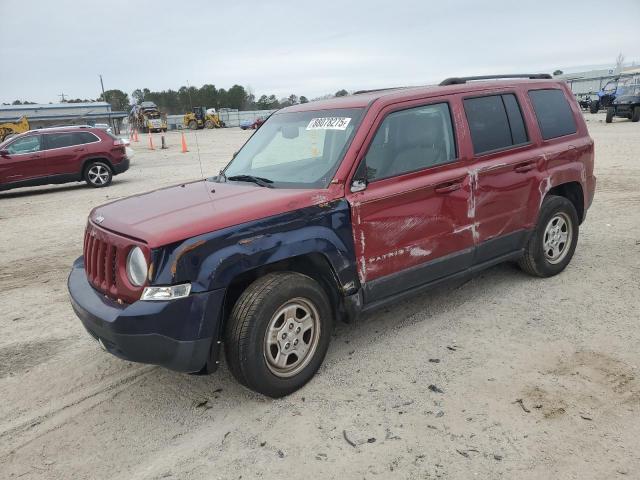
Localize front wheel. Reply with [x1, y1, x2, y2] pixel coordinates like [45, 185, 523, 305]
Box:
[606, 108, 615, 123]
[204, 120, 214, 129]
[518, 195, 579, 277]
[589, 101, 599, 114]
[84, 161, 113, 188]
[632, 106, 640, 122]
[225, 272, 333, 397]
[188, 120, 198, 130]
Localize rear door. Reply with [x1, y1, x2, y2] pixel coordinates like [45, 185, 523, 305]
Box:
[462, 91, 543, 263]
[43, 132, 89, 175]
[0, 135, 46, 184]
[347, 99, 475, 303]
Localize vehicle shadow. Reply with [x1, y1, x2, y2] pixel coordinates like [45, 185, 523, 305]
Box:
[0, 178, 133, 199]
[149, 261, 530, 402]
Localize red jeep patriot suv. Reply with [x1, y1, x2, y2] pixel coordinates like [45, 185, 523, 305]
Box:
[68, 74, 596, 397]
[0, 125, 129, 191]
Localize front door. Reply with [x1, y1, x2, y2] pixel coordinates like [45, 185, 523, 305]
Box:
[0, 135, 47, 185]
[347, 100, 475, 304]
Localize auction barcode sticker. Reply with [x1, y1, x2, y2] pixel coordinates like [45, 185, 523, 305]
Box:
[306, 117, 351, 130]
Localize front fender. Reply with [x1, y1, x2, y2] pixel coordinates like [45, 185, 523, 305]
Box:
[152, 199, 358, 293]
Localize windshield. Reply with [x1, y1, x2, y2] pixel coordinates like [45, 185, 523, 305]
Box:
[222, 108, 364, 188]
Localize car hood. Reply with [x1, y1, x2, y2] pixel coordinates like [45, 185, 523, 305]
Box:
[90, 180, 340, 248]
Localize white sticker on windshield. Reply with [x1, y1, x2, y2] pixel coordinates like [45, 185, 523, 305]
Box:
[306, 117, 351, 130]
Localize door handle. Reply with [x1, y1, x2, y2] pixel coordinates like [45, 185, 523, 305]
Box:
[434, 181, 463, 193]
[514, 161, 535, 173]
[73, 148, 85, 152]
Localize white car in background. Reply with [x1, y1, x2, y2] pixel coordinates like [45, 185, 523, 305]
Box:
[93, 123, 113, 134]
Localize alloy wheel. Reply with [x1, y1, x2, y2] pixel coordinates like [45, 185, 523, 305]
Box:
[263, 297, 320, 378]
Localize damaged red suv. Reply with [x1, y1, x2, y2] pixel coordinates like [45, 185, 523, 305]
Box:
[0, 125, 129, 191]
[68, 74, 596, 397]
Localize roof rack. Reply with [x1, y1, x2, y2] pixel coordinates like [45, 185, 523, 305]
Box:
[353, 87, 403, 95]
[439, 74, 552, 86]
[35, 124, 92, 130]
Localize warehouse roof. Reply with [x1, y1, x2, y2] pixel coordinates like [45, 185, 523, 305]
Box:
[0, 102, 111, 111]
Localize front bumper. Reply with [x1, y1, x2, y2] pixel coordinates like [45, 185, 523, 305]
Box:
[68, 257, 224, 373]
[113, 157, 130, 175]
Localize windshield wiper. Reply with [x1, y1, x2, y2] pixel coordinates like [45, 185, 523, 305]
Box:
[227, 174, 274, 188]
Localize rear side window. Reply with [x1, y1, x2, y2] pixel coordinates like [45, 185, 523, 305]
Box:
[45, 133, 78, 149]
[364, 102, 456, 181]
[74, 132, 100, 144]
[463, 94, 529, 155]
[528, 89, 577, 140]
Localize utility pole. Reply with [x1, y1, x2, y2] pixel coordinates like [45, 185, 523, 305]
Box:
[59, 92, 67, 102]
[99, 74, 114, 131]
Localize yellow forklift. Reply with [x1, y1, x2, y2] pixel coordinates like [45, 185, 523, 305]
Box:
[0, 116, 30, 142]
[183, 107, 224, 130]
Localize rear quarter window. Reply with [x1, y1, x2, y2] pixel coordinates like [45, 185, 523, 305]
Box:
[74, 132, 100, 144]
[528, 89, 577, 140]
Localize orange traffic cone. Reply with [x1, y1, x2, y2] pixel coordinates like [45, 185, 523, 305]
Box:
[181, 131, 188, 153]
[148, 131, 154, 150]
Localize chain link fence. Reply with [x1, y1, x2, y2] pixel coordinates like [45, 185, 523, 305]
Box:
[165, 109, 277, 130]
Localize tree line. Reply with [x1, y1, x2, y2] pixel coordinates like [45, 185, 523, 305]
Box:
[4, 86, 351, 114]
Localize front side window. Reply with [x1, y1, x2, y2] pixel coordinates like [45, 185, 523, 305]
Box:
[463, 94, 529, 155]
[45, 133, 78, 149]
[528, 89, 577, 140]
[6, 135, 41, 154]
[223, 108, 363, 188]
[364, 103, 456, 181]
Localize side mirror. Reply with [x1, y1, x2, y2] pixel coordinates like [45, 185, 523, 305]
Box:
[0, 149, 9, 157]
[232, 151, 238, 159]
[350, 179, 367, 193]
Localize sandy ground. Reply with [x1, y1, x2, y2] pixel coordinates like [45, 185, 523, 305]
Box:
[1, 115, 639, 479]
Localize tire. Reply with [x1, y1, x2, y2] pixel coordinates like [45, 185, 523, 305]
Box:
[589, 101, 599, 114]
[225, 272, 333, 397]
[518, 195, 579, 278]
[632, 106, 640, 122]
[204, 120, 214, 129]
[606, 108, 614, 123]
[188, 120, 198, 130]
[84, 161, 113, 188]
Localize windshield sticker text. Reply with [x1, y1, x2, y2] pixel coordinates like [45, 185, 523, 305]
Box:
[306, 117, 351, 131]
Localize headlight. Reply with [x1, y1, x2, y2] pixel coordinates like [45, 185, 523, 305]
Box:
[126, 246, 148, 287]
[141, 284, 191, 301]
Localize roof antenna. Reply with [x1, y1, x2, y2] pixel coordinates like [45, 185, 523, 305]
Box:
[185, 80, 205, 183]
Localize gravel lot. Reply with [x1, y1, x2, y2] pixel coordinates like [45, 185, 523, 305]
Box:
[1, 115, 639, 479]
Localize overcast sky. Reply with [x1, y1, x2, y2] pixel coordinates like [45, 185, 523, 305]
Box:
[1, 0, 639, 104]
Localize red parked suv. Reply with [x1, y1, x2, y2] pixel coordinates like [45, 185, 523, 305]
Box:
[68, 74, 596, 397]
[0, 125, 129, 191]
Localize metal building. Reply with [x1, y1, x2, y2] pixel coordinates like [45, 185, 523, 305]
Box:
[0, 102, 128, 133]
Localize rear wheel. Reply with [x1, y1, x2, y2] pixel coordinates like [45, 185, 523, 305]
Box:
[188, 120, 198, 130]
[518, 195, 579, 278]
[589, 100, 599, 114]
[84, 161, 112, 188]
[204, 120, 214, 129]
[224, 272, 333, 397]
[606, 108, 615, 123]
[632, 106, 640, 122]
